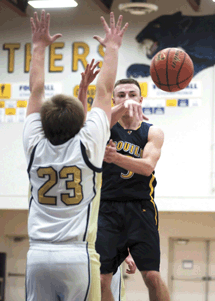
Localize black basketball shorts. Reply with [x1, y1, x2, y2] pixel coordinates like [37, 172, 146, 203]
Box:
[95, 200, 160, 275]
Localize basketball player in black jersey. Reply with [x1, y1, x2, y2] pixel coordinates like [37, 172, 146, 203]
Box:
[95, 78, 170, 301]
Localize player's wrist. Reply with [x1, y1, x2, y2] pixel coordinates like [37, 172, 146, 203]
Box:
[79, 82, 89, 90]
[32, 43, 47, 52]
[112, 152, 119, 164]
[105, 43, 120, 51]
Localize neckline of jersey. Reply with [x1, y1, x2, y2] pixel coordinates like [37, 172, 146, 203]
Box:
[117, 121, 142, 131]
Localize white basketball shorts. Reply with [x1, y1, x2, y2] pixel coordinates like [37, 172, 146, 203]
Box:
[26, 242, 101, 301]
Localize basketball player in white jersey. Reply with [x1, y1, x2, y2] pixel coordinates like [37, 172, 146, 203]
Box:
[23, 10, 128, 301]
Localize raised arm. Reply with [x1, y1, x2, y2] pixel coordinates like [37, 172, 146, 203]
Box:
[104, 126, 164, 176]
[77, 58, 148, 127]
[92, 12, 128, 123]
[27, 10, 62, 116]
[78, 59, 100, 117]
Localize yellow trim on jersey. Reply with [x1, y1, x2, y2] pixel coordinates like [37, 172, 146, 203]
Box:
[86, 173, 102, 300]
[120, 265, 126, 301]
[88, 248, 101, 301]
[149, 173, 158, 226]
[86, 173, 102, 244]
[28, 183, 32, 204]
[135, 122, 142, 131]
[118, 121, 142, 131]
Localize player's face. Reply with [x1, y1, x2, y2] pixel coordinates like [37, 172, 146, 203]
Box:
[113, 84, 142, 106]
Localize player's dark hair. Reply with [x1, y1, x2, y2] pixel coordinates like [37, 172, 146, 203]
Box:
[40, 94, 85, 145]
[113, 78, 142, 95]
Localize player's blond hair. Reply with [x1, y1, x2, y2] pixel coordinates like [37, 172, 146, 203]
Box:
[40, 94, 85, 145]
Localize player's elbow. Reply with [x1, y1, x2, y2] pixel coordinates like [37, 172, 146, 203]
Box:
[144, 168, 154, 177]
[143, 162, 155, 177]
[97, 83, 113, 96]
[31, 83, 44, 96]
[105, 82, 115, 94]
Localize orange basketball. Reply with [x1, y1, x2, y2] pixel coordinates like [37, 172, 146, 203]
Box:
[150, 48, 194, 92]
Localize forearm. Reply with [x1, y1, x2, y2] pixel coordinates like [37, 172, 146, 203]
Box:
[96, 45, 118, 95]
[30, 44, 45, 94]
[27, 44, 46, 115]
[78, 83, 88, 117]
[113, 153, 154, 176]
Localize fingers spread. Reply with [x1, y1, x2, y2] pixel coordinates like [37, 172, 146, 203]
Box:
[119, 22, 129, 37]
[89, 59, 95, 69]
[52, 33, 62, 43]
[45, 13, 50, 32]
[109, 12, 115, 31]
[41, 9, 45, 29]
[93, 35, 104, 45]
[30, 17, 36, 33]
[116, 15, 123, 33]
[92, 61, 100, 71]
[85, 64, 89, 74]
[94, 69, 100, 76]
[100, 16, 109, 34]
[34, 12, 40, 30]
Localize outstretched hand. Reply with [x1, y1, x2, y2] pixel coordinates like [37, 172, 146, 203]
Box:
[80, 59, 100, 87]
[124, 99, 149, 122]
[30, 10, 62, 47]
[93, 12, 128, 49]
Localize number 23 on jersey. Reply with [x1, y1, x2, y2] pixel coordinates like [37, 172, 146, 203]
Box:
[37, 166, 83, 206]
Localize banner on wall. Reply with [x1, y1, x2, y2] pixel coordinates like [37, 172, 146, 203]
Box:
[0, 84, 11, 99]
[0, 100, 27, 123]
[0, 79, 203, 122]
[140, 79, 202, 114]
[74, 85, 96, 112]
[73, 85, 115, 111]
[0, 82, 62, 123]
[147, 80, 202, 98]
[73, 80, 202, 115]
[11, 83, 62, 99]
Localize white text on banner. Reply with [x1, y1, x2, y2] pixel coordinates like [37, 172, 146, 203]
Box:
[148, 80, 202, 98]
[12, 83, 62, 100]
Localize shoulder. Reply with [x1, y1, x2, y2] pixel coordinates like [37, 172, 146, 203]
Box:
[84, 107, 110, 133]
[111, 122, 120, 131]
[24, 112, 41, 123]
[149, 125, 164, 136]
[148, 126, 164, 145]
[141, 122, 153, 133]
[87, 107, 109, 121]
[23, 112, 42, 137]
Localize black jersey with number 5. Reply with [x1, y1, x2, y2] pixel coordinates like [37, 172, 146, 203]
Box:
[101, 122, 157, 201]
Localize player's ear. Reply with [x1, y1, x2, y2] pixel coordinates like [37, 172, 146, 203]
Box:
[112, 97, 116, 105]
[139, 96, 143, 104]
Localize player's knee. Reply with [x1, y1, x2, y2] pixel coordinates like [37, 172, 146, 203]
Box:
[142, 271, 161, 289]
